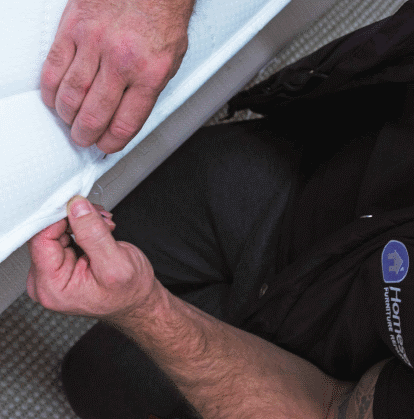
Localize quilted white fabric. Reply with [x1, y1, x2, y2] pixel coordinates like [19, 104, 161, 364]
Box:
[0, 0, 290, 263]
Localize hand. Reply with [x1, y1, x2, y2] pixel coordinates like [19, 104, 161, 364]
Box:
[27, 196, 158, 320]
[41, 0, 194, 154]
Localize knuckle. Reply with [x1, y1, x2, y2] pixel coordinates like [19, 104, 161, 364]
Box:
[41, 68, 61, 90]
[141, 57, 175, 92]
[100, 256, 134, 287]
[100, 266, 119, 284]
[46, 44, 67, 68]
[149, 59, 172, 85]
[150, 73, 169, 90]
[172, 45, 188, 74]
[78, 110, 106, 132]
[71, 20, 103, 46]
[115, 263, 136, 286]
[57, 74, 90, 115]
[28, 234, 40, 250]
[106, 264, 132, 286]
[110, 49, 147, 82]
[109, 119, 137, 140]
[65, 73, 91, 95]
[58, 92, 80, 113]
[77, 220, 106, 244]
[180, 37, 189, 56]
[120, 242, 153, 277]
[122, 251, 138, 277]
[98, 95, 117, 113]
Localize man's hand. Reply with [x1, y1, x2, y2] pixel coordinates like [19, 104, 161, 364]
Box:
[27, 196, 160, 320]
[26, 201, 380, 419]
[41, 0, 194, 154]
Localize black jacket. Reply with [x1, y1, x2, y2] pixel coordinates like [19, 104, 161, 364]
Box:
[222, 0, 414, 384]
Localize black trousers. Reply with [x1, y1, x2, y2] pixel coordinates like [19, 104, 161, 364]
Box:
[60, 119, 299, 419]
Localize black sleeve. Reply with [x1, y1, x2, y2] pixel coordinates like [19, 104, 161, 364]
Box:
[373, 357, 414, 419]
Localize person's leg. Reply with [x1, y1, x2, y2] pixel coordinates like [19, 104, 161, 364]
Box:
[61, 119, 299, 418]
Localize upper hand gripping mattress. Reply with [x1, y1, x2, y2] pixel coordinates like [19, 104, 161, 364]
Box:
[0, 0, 290, 263]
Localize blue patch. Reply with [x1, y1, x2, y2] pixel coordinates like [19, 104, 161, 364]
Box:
[382, 240, 409, 284]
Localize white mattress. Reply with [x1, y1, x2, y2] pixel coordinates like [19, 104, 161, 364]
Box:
[0, 0, 290, 264]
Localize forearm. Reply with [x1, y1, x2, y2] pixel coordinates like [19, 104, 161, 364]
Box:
[112, 279, 353, 419]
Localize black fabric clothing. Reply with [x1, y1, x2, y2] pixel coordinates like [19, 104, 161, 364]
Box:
[225, 1, 414, 416]
[61, 116, 412, 419]
[61, 321, 202, 419]
[109, 118, 300, 322]
[61, 119, 300, 419]
[374, 358, 414, 419]
[61, 2, 414, 417]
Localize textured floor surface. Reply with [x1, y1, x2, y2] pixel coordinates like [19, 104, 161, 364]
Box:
[0, 0, 406, 417]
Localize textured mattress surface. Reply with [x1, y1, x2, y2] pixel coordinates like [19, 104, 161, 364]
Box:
[0, 0, 290, 263]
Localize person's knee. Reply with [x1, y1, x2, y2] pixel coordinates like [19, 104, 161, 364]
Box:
[60, 322, 192, 419]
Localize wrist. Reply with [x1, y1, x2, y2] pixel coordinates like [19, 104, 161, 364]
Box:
[137, 0, 195, 23]
[108, 277, 170, 327]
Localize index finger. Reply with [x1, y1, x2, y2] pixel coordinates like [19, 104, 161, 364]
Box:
[40, 36, 76, 108]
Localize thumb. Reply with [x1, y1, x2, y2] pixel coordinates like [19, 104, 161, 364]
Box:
[67, 195, 119, 267]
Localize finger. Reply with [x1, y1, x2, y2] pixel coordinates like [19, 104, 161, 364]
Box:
[65, 211, 114, 235]
[71, 65, 126, 149]
[104, 218, 116, 231]
[100, 210, 114, 220]
[59, 233, 71, 248]
[55, 46, 100, 125]
[40, 36, 76, 108]
[96, 85, 159, 154]
[93, 204, 105, 212]
[91, 204, 114, 220]
[65, 204, 107, 233]
[66, 196, 121, 271]
[29, 219, 69, 277]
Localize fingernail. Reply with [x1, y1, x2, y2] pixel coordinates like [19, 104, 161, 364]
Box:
[105, 218, 116, 227]
[100, 210, 113, 219]
[68, 196, 92, 218]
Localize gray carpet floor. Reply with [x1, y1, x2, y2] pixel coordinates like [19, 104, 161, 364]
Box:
[0, 0, 406, 417]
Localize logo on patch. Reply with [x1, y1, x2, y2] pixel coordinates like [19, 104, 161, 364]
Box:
[382, 240, 409, 283]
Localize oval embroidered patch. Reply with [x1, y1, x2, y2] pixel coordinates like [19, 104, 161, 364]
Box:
[382, 240, 409, 284]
